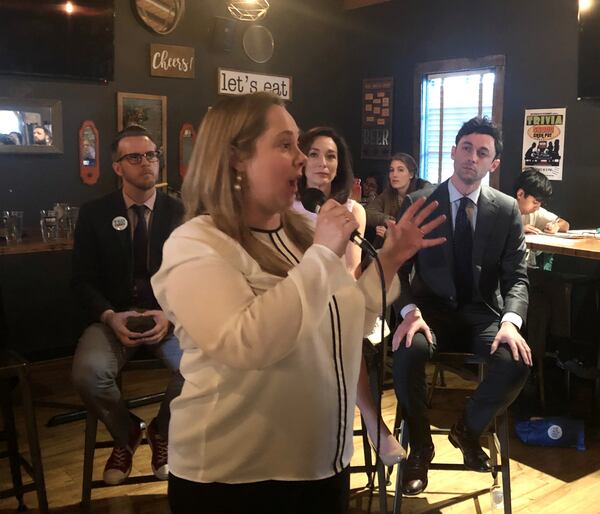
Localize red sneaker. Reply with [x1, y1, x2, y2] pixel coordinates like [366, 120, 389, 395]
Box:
[102, 418, 145, 485]
[147, 419, 169, 480]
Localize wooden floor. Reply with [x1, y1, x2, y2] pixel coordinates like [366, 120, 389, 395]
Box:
[1, 358, 599, 514]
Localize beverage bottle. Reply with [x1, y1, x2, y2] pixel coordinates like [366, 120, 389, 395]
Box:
[490, 485, 504, 511]
[352, 178, 362, 202]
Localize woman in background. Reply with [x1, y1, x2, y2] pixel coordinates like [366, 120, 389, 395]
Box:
[294, 127, 365, 275]
[294, 126, 406, 466]
[366, 153, 431, 244]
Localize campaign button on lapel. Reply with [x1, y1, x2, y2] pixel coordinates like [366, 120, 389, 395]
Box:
[112, 216, 128, 231]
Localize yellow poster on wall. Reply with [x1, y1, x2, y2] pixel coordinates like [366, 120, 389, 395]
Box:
[522, 107, 566, 181]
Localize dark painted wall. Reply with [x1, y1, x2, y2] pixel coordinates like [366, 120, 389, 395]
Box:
[4, 0, 599, 358]
[343, 0, 600, 228]
[0, 0, 350, 224]
[0, 0, 351, 359]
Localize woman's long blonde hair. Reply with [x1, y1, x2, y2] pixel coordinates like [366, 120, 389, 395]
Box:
[182, 92, 313, 277]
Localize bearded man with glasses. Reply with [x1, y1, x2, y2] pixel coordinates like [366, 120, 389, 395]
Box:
[71, 125, 184, 485]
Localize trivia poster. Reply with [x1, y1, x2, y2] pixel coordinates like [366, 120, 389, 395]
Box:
[522, 107, 566, 180]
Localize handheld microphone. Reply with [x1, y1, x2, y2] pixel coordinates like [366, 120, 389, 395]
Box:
[299, 188, 377, 257]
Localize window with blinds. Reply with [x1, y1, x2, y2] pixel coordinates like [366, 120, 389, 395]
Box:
[419, 70, 496, 185]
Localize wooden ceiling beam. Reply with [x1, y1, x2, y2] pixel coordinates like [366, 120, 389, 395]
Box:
[343, 0, 391, 10]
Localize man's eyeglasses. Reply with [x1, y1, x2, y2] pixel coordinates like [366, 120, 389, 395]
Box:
[116, 150, 162, 165]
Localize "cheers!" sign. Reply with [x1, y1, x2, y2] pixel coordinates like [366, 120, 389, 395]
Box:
[150, 44, 195, 79]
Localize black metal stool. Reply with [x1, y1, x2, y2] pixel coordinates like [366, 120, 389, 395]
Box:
[392, 352, 512, 514]
[0, 349, 48, 513]
[80, 357, 167, 513]
[349, 338, 399, 514]
[350, 415, 389, 514]
[527, 269, 600, 409]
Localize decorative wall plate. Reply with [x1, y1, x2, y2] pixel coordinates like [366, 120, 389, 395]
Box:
[133, 0, 185, 35]
[243, 25, 274, 64]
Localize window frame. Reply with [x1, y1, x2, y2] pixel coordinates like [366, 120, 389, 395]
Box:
[412, 55, 505, 189]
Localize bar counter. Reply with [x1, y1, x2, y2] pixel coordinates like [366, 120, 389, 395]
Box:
[0, 234, 73, 256]
[525, 233, 600, 261]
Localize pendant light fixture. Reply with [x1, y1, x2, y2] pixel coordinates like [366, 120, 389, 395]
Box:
[227, 0, 270, 22]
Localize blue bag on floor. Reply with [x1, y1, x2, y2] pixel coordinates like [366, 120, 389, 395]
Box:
[514, 417, 585, 451]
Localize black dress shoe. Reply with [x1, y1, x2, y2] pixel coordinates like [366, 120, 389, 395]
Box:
[449, 420, 492, 472]
[401, 444, 435, 496]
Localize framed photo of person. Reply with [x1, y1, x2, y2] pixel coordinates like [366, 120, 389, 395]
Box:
[117, 92, 167, 181]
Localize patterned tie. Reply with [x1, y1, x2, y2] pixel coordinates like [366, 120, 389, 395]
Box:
[453, 197, 474, 304]
[131, 204, 155, 309]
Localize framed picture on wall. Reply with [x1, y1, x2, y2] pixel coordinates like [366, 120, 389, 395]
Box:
[117, 92, 167, 181]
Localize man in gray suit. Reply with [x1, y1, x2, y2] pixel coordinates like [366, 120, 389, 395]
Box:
[392, 117, 531, 495]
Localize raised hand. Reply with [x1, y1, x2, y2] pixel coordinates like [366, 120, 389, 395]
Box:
[379, 196, 446, 269]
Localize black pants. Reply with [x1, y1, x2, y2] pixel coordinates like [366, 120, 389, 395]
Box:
[168, 468, 350, 514]
[393, 301, 530, 442]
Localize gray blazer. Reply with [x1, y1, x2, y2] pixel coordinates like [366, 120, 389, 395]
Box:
[395, 179, 529, 322]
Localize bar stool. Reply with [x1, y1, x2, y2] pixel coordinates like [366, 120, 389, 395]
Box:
[0, 349, 48, 513]
[349, 337, 397, 514]
[527, 269, 599, 408]
[81, 357, 167, 513]
[392, 352, 512, 514]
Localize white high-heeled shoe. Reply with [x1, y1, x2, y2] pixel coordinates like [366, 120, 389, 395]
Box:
[369, 432, 407, 466]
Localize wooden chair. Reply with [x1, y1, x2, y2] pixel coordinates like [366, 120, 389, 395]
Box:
[0, 349, 48, 513]
[392, 353, 512, 514]
[80, 357, 167, 513]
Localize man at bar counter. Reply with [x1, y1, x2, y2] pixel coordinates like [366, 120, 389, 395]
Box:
[392, 117, 531, 495]
[71, 125, 184, 485]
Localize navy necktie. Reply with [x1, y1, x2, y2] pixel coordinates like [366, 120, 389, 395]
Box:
[131, 204, 156, 309]
[453, 197, 473, 304]
[132, 204, 148, 278]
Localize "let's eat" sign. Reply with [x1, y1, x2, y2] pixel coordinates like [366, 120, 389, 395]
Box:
[218, 68, 292, 100]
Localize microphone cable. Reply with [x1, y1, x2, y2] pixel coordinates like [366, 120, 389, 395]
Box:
[299, 187, 392, 510]
[358, 237, 388, 514]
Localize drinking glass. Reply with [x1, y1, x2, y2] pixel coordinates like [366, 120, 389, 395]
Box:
[66, 206, 79, 239]
[6, 210, 23, 244]
[40, 209, 58, 242]
[0, 210, 8, 244]
[53, 202, 69, 238]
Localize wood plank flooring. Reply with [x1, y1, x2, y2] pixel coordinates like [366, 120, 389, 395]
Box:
[1, 357, 599, 513]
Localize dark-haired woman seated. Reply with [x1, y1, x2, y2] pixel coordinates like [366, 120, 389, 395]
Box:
[293, 126, 406, 467]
